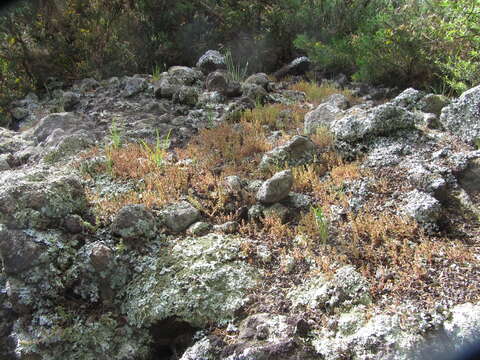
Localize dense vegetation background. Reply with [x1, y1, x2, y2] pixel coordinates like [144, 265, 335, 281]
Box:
[1, 0, 480, 120]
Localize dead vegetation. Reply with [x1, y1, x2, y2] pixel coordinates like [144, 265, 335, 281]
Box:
[80, 80, 480, 316]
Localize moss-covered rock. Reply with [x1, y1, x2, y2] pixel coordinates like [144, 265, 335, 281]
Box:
[122, 233, 258, 327]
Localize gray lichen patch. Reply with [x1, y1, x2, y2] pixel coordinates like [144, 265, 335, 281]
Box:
[122, 234, 258, 328]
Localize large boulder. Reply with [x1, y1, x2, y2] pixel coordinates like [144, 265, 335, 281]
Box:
[122, 233, 258, 327]
[32, 112, 94, 144]
[256, 170, 294, 204]
[122, 76, 148, 97]
[0, 167, 90, 230]
[401, 189, 442, 226]
[331, 103, 416, 142]
[196, 50, 226, 74]
[390, 88, 425, 110]
[440, 85, 480, 145]
[259, 135, 317, 169]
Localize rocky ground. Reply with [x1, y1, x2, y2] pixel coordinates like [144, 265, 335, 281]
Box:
[1, 50, 480, 360]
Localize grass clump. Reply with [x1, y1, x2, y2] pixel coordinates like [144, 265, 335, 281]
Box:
[224, 49, 249, 82]
[289, 80, 359, 105]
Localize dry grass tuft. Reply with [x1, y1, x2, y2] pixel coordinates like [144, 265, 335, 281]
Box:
[289, 80, 359, 105]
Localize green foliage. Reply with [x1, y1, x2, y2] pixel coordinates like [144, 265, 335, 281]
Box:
[223, 49, 249, 82]
[140, 129, 171, 167]
[312, 206, 329, 245]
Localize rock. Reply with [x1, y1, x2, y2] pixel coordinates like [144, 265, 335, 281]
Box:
[0, 225, 44, 274]
[401, 189, 441, 225]
[111, 204, 157, 241]
[331, 103, 416, 142]
[248, 204, 265, 220]
[285, 192, 313, 209]
[160, 201, 200, 233]
[244, 73, 270, 90]
[173, 86, 199, 106]
[0, 168, 89, 230]
[122, 77, 147, 97]
[10, 107, 29, 120]
[196, 50, 226, 74]
[89, 243, 113, 273]
[61, 91, 81, 111]
[424, 112, 441, 129]
[304, 100, 345, 135]
[260, 135, 316, 169]
[419, 94, 450, 116]
[390, 87, 425, 110]
[274, 56, 311, 79]
[0, 154, 10, 171]
[313, 310, 421, 360]
[457, 157, 480, 198]
[168, 66, 202, 85]
[205, 70, 229, 93]
[153, 76, 178, 99]
[224, 175, 244, 192]
[288, 266, 371, 311]
[123, 234, 258, 327]
[180, 336, 225, 360]
[32, 112, 93, 144]
[241, 83, 267, 103]
[440, 85, 480, 145]
[76, 78, 100, 92]
[187, 221, 212, 236]
[263, 203, 289, 223]
[43, 132, 95, 163]
[256, 170, 293, 204]
[444, 302, 480, 349]
[213, 221, 239, 234]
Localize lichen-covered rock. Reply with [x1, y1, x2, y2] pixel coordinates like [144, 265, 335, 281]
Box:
[43, 132, 95, 163]
[256, 170, 293, 204]
[331, 103, 416, 142]
[244, 73, 270, 90]
[0, 168, 89, 230]
[187, 221, 212, 236]
[259, 135, 316, 169]
[180, 336, 226, 360]
[304, 100, 345, 135]
[111, 204, 157, 241]
[401, 189, 441, 225]
[75, 77, 100, 92]
[444, 302, 480, 350]
[122, 76, 148, 97]
[274, 56, 311, 79]
[13, 309, 151, 360]
[168, 66, 203, 85]
[173, 86, 199, 106]
[206, 70, 229, 93]
[159, 200, 200, 233]
[11, 107, 29, 120]
[288, 266, 371, 311]
[440, 85, 480, 145]
[0, 154, 10, 170]
[241, 83, 267, 103]
[263, 203, 289, 223]
[196, 50, 227, 74]
[216, 313, 316, 360]
[312, 309, 422, 360]
[390, 88, 425, 110]
[213, 221, 239, 234]
[0, 226, 45, 274]
[122, 234, 258, 327]
[32, 112, 94, 144]
[61, 91, 81, 111]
